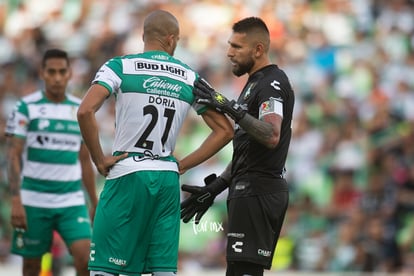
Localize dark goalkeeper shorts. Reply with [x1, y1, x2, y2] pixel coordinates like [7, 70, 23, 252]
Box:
[226, 191, 289, 269]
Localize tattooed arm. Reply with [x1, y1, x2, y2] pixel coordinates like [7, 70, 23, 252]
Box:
[6, 135, 27, 230]
[237, 112, 282, 149]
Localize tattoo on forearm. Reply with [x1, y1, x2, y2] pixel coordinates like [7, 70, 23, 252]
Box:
[238, 113, 274, 146]
[7, 138, 22, 196]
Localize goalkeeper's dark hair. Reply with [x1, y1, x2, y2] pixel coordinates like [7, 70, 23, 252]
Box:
[232, 17, 270, 51]
[42, 48, 70, 68]
[232, 17, 270, 36]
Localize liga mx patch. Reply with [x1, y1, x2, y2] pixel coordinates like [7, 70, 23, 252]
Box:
[259, 97, 283, 119]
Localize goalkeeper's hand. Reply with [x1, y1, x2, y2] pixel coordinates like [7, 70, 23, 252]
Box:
[193, 78, 246, 122]
[181, 173, 229, 224]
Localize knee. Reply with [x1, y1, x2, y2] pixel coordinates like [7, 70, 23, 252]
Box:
[23, 258, 41, 276]
[72, 251, 89, 271]
[70, 239, 90, 270]
[71, 246, 90, 274]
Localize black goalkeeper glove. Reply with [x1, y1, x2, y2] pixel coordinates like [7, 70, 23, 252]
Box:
[193, 78, 246, 122]
[181, 173, 229, 224]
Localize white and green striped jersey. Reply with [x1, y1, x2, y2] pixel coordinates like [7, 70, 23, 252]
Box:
[5, 90, 86, 208]
[93, 51, 204, 179]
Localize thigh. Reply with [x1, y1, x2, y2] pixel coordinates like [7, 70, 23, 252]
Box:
[145, 171, 180, 272]
[89, 174, 139, 274]
[226, 192, 289, 269]
[56, 205, 92, 248]
[11, 206, 53, 257]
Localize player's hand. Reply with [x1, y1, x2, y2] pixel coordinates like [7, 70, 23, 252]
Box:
[193, 78, 246, 122]
[10, 197, 28, 231]
[96, 153, 128, 177]
[181, 173, 228, 224]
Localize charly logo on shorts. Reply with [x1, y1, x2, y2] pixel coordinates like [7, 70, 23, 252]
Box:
[232, 241, 243, 253]
[258, 249, 272, 257]
[89, 243, 95, 262]
[109, 257, 127, 266]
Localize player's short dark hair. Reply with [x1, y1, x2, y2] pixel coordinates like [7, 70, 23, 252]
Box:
[42, 49, 70, 68]
[232, 17, 270, 36]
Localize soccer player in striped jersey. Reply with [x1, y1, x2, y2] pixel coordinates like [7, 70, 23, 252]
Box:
[6, 48, 97, 276]
[77, 10, 233, 276]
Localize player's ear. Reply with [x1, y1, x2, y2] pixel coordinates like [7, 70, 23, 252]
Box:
[167, 34, 178, 47]
[255, 43, 265, 58]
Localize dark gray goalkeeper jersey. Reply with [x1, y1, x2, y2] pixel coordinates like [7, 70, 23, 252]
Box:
[229, 65, 295, 198]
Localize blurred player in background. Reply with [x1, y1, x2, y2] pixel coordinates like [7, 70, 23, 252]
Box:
[6, 48, 97, 276]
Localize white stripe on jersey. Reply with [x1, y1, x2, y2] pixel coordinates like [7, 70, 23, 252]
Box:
[23, 161, 81, 181]
[107, 157, 178, 179]
[21, 190, 86, 208]
[95, 64, 122, 93]
[28, 103, 78, 121]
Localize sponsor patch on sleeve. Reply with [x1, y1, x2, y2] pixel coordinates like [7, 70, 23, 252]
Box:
[259, 97, 283, 119]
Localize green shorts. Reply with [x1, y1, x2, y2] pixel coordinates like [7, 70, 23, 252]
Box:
[89, 170, 180, 275]
[11, 205, 92, 257]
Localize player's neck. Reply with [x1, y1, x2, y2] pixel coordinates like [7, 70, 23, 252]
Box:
[144, 42, 173, 56]
[44, 91, 66, 103]
[248, 58, 271, 76]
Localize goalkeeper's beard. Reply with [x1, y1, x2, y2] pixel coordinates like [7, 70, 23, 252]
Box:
[232, 58, 254, 77]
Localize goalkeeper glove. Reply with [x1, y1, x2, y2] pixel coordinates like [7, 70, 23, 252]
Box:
[181, 173, 229, 224]
[193, 78, 246, 122]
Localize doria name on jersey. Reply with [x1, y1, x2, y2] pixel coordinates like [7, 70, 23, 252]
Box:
[94, 51, 199, 178]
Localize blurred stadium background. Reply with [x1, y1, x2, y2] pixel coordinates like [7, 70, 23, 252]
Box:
[1, 0, 414, 275]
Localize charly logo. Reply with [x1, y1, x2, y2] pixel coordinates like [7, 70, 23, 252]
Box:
[232, 241, 243, 253]
[89, 243, 95, 261]
[109, 257, 127, 266]
[258, 249, 272, 257]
